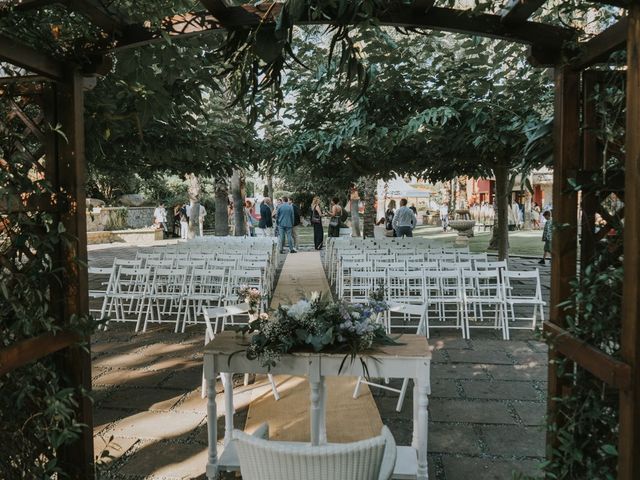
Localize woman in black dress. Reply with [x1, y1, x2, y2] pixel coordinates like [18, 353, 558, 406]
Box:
[328, 197, 342, 238]
[310, 196, 324, 250]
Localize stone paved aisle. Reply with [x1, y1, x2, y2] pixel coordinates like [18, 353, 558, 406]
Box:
[90, 244, 547, 479]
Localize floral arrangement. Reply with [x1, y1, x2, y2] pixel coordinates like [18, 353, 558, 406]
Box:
[238, 285, 262, 315]
[237, 290, 398, 375]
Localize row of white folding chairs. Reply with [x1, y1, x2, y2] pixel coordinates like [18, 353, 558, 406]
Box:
[90, 260, 268, 333]
[325, 237, 443, 263]
[334, 258, 506, 296]
[135, 250, 276, 296]
[327, 247, 472, 282]
[340, 267, 544, 340]
[330, 250, 485, 285]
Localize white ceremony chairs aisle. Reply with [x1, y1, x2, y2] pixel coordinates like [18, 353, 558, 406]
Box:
[326, 236, 546, 341]
[95, 236, 279, 333]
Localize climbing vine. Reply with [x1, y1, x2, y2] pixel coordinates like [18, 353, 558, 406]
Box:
[0, 88, 97, 477]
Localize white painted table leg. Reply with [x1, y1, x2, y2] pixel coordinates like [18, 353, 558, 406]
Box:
[412, 378, 419, 449]
[318, 376, 327, 444]
[206, 379, 218, 480]
[309, 376, 322, 446]
[416, 376, 430, 480]
[222, 372, 234, 446]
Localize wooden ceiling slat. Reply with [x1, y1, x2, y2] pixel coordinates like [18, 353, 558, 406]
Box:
[0, 33, 64, 80]
[63, 0, 124, 34]
[500, 0, 547, 24]
[571, 16, 628, 70]
[116, 4, 574, 51]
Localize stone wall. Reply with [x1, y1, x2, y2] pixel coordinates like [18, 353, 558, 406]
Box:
[87, 207, 155, 232]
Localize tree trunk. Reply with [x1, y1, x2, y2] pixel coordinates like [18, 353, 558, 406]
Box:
[362, 176, 377, 238]
[214, 176, 229, 236]
[488, 163, 510, 260]
[266, 173, 274, 200]
[523, 186, 532, 231]
[448, 178, 456, 215]
[186, 173, 201, 238]
[350, 200, 361, 237]
[231, 169, 246, 236]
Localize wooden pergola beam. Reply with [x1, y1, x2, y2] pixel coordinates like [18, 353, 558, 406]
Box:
[63, 0, 124, 34]
[0, 33, 64, 80]
[571, 16, 628, 70]
[500, 0, 547, 24]
[115, 5, 574, 51]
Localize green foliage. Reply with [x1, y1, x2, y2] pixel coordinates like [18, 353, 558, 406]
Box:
[104, 207, 128, 231]
[1, 95, 97, 478]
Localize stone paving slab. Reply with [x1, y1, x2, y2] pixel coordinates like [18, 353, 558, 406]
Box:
[428, 423, 483, 455]
[512, 401, 547, 426]
[461, 379, 543, 401]
[441, 456, 544, 479]
[108, 411, 206, 440]
[429, 399, 517, 425]
[481, 425, 546, 457]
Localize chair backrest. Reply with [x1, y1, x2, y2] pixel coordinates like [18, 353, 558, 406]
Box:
[234, 426, 396, 480]
[462, 269, 503, 299]
[476, 260, 508, 271]
[503, 269, 543, 299]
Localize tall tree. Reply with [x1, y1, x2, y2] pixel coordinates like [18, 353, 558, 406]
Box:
[214, 177, 230, 236]
[231, 169, 247, 236]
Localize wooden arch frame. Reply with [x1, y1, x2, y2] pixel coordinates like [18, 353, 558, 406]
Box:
[0, 1, 639, 479]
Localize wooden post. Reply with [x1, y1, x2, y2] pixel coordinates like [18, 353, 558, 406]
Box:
[546, 67, 580, 457]
[620, 5, 640, 479]
[53, 69, 94, 479]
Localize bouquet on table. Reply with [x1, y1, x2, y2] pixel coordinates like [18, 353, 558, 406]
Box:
[238, 285, 262, 316]
[235, 289, 399, 374]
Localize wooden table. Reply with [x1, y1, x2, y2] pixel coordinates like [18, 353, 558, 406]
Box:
[203, 331, 432, 479]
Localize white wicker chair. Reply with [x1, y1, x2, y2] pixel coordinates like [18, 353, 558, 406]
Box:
[234, 425, 397, 480]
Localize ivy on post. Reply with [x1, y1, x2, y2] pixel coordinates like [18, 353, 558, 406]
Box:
[546, 66, 580, 463]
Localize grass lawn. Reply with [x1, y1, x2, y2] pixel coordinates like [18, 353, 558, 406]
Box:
[294, 225, 545, 257]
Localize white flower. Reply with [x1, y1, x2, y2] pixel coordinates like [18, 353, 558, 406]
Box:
[287, 300, 311, 320]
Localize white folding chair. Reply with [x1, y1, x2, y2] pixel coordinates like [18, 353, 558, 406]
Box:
[103, 266, 151, 331]
[461, 269, 508, 340]
[503, 269, 546, 332]
[143, 267, 188, 332]
[424, 270, 465, 337]
[88, 266, 115, 321]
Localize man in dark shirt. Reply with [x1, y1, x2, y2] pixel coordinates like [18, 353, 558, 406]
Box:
[258, 198, 273, 236]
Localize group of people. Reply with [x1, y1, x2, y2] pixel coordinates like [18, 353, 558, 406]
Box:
[379, 198, 418, 238]
[254, 195, 344, 253]
[152, 202, 207, 240]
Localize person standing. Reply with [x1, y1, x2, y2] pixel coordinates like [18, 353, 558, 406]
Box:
[245, 200, 257, 237]
[291, 198, 302, 250]
[198, 204, 207, 237]
[179, 203, 189, 240]
[439, 203, 449, 231]
[539, 211, 552, 265]
[393, 198, 417, 237]
[384, 200, 396, 237]
[258, 198, 273, 236]
[310, 196, 324, 250]
[328, 197, 342, 238]
[277, 196, 296, 254]
[153, 203, 167, 238]
[409, 203, 418, 216]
